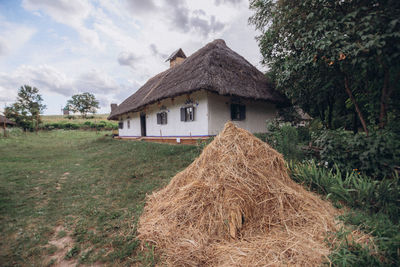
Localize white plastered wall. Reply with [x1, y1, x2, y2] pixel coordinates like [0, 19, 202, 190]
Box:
[207, 92, 277, 135]
[118, 90, 209, 137]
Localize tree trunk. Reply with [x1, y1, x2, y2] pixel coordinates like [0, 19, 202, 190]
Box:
[344, 76, 369, 136]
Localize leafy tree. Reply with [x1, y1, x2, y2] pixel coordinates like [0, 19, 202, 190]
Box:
[5, 85, 46, 131]
[249, 0, 400, 133]
[67, 92, 100, 118]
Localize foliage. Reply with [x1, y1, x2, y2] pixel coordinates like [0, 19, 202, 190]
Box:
[67, 93, 99, 118]
[337, 211, 400, 266]
[249, 0, 400, 132]
[4, 85, 46, 130]
[41, 120, 117, 131]
[326, 227, 385, 266]
[264, 120, 309, 161]
[315, 129, 400, 178]
[289, 160, 400, 222]
[290, 160, 400, 265]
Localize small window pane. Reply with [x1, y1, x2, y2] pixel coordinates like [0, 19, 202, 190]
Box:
[231, 104, 245, 121]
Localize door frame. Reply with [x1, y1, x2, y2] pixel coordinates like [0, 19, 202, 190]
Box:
[140, 112, 146, 136]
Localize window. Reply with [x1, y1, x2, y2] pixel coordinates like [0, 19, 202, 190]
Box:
[180, 106, 195, 122]
[127, 117, 130, 129]
[157, 111, 168, 125]
[118, 121, 123, 129]
[231, 104, 246, 121]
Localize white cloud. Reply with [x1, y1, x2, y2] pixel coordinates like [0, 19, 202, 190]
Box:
[1, 0, 265, 114]
[22, 0, 103, 49]
[0, 65, 74, 98]
[74, 69, 120, 94]
[0, 18, 36, 58]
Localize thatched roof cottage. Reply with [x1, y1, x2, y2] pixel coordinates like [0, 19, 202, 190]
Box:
[108, 39, 288, 143]
[0, 115, 16, 126]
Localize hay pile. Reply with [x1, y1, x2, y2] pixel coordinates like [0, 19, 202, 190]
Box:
[138, 122, 340, 266]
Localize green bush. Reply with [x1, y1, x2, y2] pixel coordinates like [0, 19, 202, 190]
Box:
[289, 160, 400, 223]
[315, 130, 400, 178]
[41, 121, 117, 131]
[265, 121, 305, 161]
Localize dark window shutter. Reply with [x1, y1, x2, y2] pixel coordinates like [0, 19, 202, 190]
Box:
[230, 104, 235, 120]
[192, 107, 195, 121]
[180, 107, 185, 121]
[157, 113, 161, 124]
[165, 112, 168, 124]
[240, 105, 246, 120]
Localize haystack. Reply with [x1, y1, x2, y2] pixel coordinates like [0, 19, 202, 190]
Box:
[138, 122, 340, 266]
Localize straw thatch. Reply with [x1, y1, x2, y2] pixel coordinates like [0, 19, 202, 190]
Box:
[137, 122, 342, 266]
[108, 39, 288, 120]
[0, 115, 16, 125]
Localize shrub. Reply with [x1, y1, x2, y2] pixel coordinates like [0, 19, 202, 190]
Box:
[315, 130, 400, 178]
[289, 160, 400, 223]
[265, 121, 305, 161]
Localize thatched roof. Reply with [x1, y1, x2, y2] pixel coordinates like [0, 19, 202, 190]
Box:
[109, 39, 288, 120]
[0, 115, 16, 125]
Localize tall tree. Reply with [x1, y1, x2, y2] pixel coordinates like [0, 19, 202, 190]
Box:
[5, 85, 46, 131]
[67, 92, 99, 118]
[249, 0, 400, 133]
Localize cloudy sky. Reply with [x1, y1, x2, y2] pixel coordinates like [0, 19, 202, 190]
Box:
[0, 0, 263, 115]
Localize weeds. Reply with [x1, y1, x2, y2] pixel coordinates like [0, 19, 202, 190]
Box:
[289, 160, 400, 222]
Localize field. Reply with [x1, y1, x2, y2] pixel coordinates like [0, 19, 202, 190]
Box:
[1, 129, 398, 266]
[0, 131, 199, 266]
[41, 114, 110, 123]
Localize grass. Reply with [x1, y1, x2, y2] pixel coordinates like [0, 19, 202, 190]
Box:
[1, 129, 398, 266]
[0, 130, 199, 266]
[41, 114, 110, 123]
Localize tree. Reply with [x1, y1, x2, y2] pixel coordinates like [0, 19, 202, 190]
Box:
[5, 85, 46, 131]
[67, 92, 99, 118]
[249, 0, 400, 133]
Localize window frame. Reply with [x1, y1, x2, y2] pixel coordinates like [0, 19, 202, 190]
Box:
[157, 111, 168, 125]
[180, 106, 195, 122]
[230, 103, 246, 121]
[118, 121, 123, 129]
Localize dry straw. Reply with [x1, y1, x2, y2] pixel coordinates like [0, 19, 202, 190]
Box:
[138, 122, 341, 266]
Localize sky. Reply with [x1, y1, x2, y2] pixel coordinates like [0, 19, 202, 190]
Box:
[0, 0, 264, 115]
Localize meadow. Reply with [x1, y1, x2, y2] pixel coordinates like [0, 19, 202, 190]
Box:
[0, 129, 398, 266]
[0, 131, 199, 266]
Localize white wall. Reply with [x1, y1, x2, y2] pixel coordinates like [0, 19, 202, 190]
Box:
[118, 90, 278, 137]
[118, 112, 141, 137]
[118, 90, 209, 137]
[207, 92, 277, 135]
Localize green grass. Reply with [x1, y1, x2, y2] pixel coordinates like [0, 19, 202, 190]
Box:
[42, 114, 109, 123]
[1, 130, 398, 266]
[0, 131, 199, 266]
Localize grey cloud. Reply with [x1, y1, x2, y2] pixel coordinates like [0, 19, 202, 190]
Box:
[149, 44, 168, 58]
[165, 1, 225, 37]
[214, 0, 243, 6]
[0, 42, 5, 56]
[117, 52, 139, 68]
[190, 15, 224, 37]
[126, 0, 157, 13]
